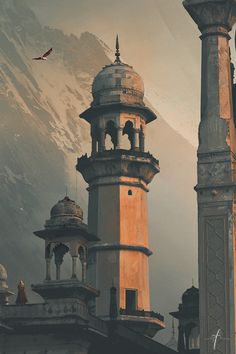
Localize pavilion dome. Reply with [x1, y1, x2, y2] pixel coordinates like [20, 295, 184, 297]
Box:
[182, 286, 199, 307]
[45, 196, 83, 229]
[91, 37, 144, 107]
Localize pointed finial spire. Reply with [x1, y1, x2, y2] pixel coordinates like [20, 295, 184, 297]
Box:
[115, 34, 121, 63]
[192, 278, 195, 287]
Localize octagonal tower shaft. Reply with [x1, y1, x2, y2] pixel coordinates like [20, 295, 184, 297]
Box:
[183, 1, 236, 353]
[79, 149, 159, 316]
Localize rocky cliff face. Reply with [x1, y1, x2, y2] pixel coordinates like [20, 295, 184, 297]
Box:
[0, 0, 197, 342]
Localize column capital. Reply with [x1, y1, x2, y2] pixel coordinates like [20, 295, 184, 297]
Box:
[183, 0, 236, 32]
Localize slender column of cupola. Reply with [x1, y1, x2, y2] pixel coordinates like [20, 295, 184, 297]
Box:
[45, 258, 51, 281]
[77, 37, 164, 337]
[116, 127, 123, 149]
[91, 126, 97, 156]
[98, 128, 105, 152]
[134, 128, 139, 150]
[71, 256, 77, 279]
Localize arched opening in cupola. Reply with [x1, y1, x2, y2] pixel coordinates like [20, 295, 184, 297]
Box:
[122, 120, 134, 150]
[105, 120, 117, 150]
[52, 243, 70, 281]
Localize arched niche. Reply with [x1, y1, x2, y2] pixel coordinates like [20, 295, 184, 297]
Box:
[105, 120, 117, 150]
[122, 120, 134, 150]
[53, 243, 70, 281]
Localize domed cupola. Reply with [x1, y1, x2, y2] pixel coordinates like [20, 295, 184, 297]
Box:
[170, 285, 200, 352]
[92, 38, 144, 107]
[182, 286, 199, 308]
[33, 195, 99, 285]
[45, 196, 83, 230]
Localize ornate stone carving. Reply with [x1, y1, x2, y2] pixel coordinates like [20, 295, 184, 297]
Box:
[77, 150, 159, 185]
[198, 162, 231, 184]
[183, 0, 236, 31]
[203, 216, 228, 353]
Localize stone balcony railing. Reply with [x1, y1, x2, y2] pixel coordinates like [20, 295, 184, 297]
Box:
[1, 299, 88, 321]
[1, 301, 110, 336]
[78, 149, 159, 165]
[119, 308, 164, 322]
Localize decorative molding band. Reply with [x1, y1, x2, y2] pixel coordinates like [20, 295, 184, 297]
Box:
[87, 180, 149, 192]
[200, 30, 230, 40]
[88, 243, 152, 256]
[195, 182, 236, 192]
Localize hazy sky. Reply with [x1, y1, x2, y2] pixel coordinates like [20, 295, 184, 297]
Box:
[26, 0, 202, 145]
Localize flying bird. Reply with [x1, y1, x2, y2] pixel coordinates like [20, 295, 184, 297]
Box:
[32, 48, 52, 61]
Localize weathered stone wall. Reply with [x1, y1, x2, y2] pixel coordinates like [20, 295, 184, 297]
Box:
[0, 333, 90, 354]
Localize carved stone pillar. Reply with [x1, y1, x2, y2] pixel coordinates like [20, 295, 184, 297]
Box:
[71, 256, 77, 279]
[92, 137, 97, 155]
[98, 128, 105, 152]
[79, 250, 87, 283]
[139, 131, 145, 152]
[134, 129, 139, 150]
[56, 264, 60, 281]
[45, 258, 51, 281]
[116, 127, 123, 149]
[91, 125, 97, 155]
[81, 261, 87, 283]
[183, 1, 236, 353]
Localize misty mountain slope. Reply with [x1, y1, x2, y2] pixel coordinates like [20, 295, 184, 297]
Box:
[0, 0, 197, 342]
[0, 0, 111, 289]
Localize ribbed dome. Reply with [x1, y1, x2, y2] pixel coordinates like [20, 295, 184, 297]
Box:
[45, 196, 83, 229]
[92, 62, 144, 107]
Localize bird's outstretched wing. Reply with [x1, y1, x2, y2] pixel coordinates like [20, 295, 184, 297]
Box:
[43, 48, 52, 58]
[32, 57, 42, 60]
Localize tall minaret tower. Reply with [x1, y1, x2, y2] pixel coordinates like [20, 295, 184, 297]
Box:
[183, 1, 236, 354]
[77, 37, 164, 337]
